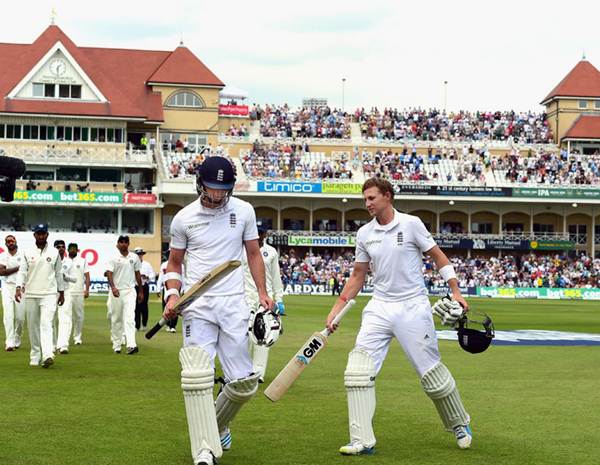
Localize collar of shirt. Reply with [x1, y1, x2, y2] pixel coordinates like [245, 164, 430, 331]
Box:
[373, 209, 400, 232]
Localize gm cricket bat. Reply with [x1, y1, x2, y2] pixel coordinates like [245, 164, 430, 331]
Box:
[264, 299, 356, 402]
[145, 260, 241, 339]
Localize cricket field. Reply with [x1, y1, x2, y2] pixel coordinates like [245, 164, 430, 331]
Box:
[1, 295, 598, 465]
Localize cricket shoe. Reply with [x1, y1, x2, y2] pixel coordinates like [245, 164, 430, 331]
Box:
[220, 427, 232, 451]
[126, 346, 139, 355]
[453, 424, 472, 449]
[194, 449, 214, 465]
[339, 441, 375, 455]
[42, 357, 54, 368]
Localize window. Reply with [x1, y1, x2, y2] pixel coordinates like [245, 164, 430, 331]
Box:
[533, 223, 554, 233]
[115, 128, 123, 143]
[6, 125, 21, 139]
[40, 126, 47, 140]
[44, 84, 55, 97]
[0, 125, 4, 138]
[122, 210, 153, 234]
[25, 170, 54, 181]
[47, 126, 55, 140]
[65, 127, 73, 141]
[90, 168, 121, 183]
[91, 128, 98, 142]
[595, 100, 600, 110]
[471, 222, 492, 234]
[33, 83, 44, 97]
[57, 167, 87, 182]
[71, 85, 81, 99]
[59, 84, 70, 98]
[82, 127, 89, 141]
[73, 127, 81, 141]
[579, 100, 588, 109]
[57, 126, 65, 140]
[23, 125, 31, 140]
[166, 91, 203, 108]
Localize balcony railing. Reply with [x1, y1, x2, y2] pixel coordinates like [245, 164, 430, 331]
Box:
[0, 142, 154, 167]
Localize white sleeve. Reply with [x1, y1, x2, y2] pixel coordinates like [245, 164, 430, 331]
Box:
[83, 259, 90, 273]
[156, 264, 165, 291]
[55, 255, 65, 292]
[413, 218, 436, 253]
[243, 205, 259, 242]
[354, 230, 370, 263]
[170, 214, 187, 250]
[106, 257, 115, 273]
[134, 256, 141, 272]
[0, 253, 6, 267]
[271, 252, 284, 302]
[16, 253, 28, 287]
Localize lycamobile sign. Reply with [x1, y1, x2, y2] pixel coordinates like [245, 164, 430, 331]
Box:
[288, 235, 356, 247]
[13, 190, 123, 204]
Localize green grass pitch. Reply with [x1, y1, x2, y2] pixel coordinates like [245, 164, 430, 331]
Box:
[1, 295, 599, 465]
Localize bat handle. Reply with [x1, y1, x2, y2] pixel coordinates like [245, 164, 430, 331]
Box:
[324, 299, 356, 336]
[145, 318, 167, 340]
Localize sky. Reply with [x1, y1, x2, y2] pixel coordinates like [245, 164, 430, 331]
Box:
[1, 0, 597, 112]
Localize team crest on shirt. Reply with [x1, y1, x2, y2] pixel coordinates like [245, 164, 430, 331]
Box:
[130, 259, 134, 264]
[397, 232, 403, 245]
[229, 213, 237, 228]
[46, 257, 51, 262]
[263, 251, 268, 257]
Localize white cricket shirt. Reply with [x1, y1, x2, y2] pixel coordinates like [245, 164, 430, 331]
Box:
[242, 242, 284, 304]
[355, 209, 436, 301]
[169, 196, 258, 296]
[139, 261, 155, 285]
[16, 243, 65, 297]
[106, 252, 141, 291]
[0, 249, 24, 285]
[62, 255, 89, 295]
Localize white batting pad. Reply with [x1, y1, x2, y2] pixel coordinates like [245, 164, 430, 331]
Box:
[421, 362, 470, 430]
[344, 349, 377, 448]
[179, 346, 222, 459]
[251, 344, 270, 379]
[215, 372, 260, 432]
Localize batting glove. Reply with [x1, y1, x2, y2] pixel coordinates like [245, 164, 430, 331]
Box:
[276, 301, 286, 315]
[432, 296, 464, 326]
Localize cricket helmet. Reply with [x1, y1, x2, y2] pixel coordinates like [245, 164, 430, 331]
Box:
[248, 306, 282, 347]
[457, 312, 495, 354]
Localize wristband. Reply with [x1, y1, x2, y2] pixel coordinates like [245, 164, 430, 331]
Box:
[164, 288, 180, 302]
[164, 272, 183, 283]
[439, 264, 457, 282]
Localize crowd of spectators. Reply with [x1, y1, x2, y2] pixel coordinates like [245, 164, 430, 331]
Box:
[278, 249, 600, 289]
[356, 108, 552, 144]
[165, 145, 232, 178]
[241, 141, 353, 180]
[225, 123, 249, 137]
[490, 148, 600, 185]
[251, 104, 351, 139]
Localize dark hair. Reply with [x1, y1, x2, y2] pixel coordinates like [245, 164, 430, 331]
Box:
[54, 240, 65, 247]
[68, 243, 78, 249]
[362, 177, 395, 200]
[5, 234, 16, 241]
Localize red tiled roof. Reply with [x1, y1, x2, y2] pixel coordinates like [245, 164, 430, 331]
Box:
[148, 45, 224, 87]
[563, 115, 600, 140]
[0, 26, 224, 121]
[541, 60, 600, 104]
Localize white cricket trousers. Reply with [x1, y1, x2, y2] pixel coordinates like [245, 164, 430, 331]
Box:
[2, 283, 25, 349]
[56, 293, 84, 349]
[110, 289, 137, 350]
[182, 293, 252, 381]
[355, 294, 441, 378]
[26, 295, 58, 364]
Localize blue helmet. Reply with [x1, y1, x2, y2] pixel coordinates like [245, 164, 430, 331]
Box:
[196, 156, 236, 191]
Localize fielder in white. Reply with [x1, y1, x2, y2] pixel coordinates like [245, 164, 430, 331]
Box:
[0, 234, 25, 351]
[162, 156, 274, 465]
[326, 178, 472, 455]
[106, 235, 143, 355]
[15, 224, 65, 368]
[243, 224, 284, 382]
[56, 243, 90, 353]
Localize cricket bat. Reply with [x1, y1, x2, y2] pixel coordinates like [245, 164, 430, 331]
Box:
[145, 260, 241, 339]
[264, 298, 356, 402]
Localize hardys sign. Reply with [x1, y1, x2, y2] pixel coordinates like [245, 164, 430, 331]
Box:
[257, 181, 321, 194]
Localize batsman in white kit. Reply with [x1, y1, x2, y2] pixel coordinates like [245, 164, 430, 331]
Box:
[56, 243, 90, 353]
[243, 223, 285, 382]
[0, 234, 25, 351]
[15, 224, 65, 368]
[162, 156, 274, 465]
[106, 235, 144, 355]
[326, 178, 473, 455]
